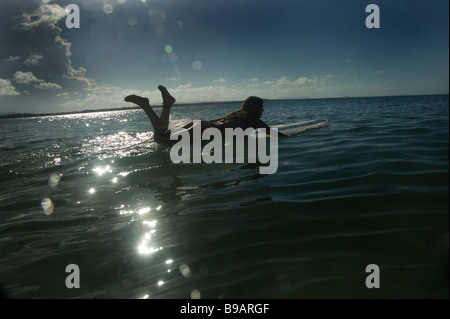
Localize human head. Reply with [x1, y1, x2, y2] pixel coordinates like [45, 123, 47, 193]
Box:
[241, 96, 264, 120]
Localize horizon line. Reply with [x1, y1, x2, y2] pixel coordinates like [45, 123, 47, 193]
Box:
[0, 93, 448, 119]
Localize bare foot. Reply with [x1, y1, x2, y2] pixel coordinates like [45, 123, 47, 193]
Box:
[124, 95, 150, 108]
[158, 85, 176, 107]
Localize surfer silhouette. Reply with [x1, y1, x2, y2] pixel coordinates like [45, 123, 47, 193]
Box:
[124, 85, 286, 144]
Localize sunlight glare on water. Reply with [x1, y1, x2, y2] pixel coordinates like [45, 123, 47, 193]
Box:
[0, 96, 447, 299]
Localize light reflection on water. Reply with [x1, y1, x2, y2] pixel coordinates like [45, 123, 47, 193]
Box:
[111, 198, 178, 298]
[0, 97, 448, 299]
[82, 131, 155, 160]
[48, 113, 181, 298]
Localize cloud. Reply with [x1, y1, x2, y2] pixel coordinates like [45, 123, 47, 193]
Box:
[13, 71, 41, 84]
[24, 54, 43, 66]
[64, 65, 97, 90]
[61, 83, 155, 110]
[35, 81, 61, 90]
[13, 71, 60, 90]
[295, 77, 317, 85]
[0, 0, 98, 110]
[213, 78, 227, 83]
[249, 78, 258, 82]
[0, 78, 20, 96]
[4, 56, 21, 62]
[57, 92, 69, 98]
[17, 2, 67, 31]
[274, 76, 317, 87]
[375, 70, 387, 74]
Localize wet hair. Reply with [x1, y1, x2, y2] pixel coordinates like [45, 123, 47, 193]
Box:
[218, 96, 264, 126]
[241, 96, 264, 121]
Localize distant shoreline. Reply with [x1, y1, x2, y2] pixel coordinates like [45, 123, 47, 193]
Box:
[0, 106, 140, 120]
[0, 101, 241, 120]
[0, 94, 447, 120]
[0, 100, 244, 120]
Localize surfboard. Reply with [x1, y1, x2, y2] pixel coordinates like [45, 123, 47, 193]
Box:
[274, 119, 329, 136]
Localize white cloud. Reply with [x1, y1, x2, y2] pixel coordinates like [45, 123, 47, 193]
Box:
[61, 83, 157, 110]
[4, 56, 21, 62]
[18, 3, 67, 30]
[24, 54, 43, 66]
[2, 0, 96, 98]
[294, 76, 317, 85]
[249, 78, 258, 82]
[274, 76, 317, 87]
[13, 71, 60, 90]
[13, 71, 41, 84]
[64, 65, 97, 89]
[0, 78, 20, 96]
[213, 78, 226, 83]
[35, 81, 61, 90]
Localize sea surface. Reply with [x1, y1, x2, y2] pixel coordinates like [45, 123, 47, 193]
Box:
[0, 95, 448, 299]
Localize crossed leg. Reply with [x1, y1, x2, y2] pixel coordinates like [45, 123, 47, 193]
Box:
[124, 85, 176, 132]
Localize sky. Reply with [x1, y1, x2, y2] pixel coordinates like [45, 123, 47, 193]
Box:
[0, 0, 448, 114]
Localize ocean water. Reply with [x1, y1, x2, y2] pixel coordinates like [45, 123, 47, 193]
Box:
[0, 95, 448, 299]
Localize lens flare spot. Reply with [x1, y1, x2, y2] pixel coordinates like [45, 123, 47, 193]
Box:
[103, 4, 113, 14]
[165, 259, 173, 265]
[157, 280, 164, 286]
[128, 17, 138, 26]
[191, 289, 201, 299]
[192, 61, 202, 71]
[165, 45, 173, 54]
[89, 188, 95, 194]
[48, 173, 61, 188]
[117, 0, 127, 4]
[41, 198, 54, 216]
[180, 264, 192, 278]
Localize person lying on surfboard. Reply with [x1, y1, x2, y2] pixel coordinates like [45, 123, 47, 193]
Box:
[124, 85, 287, 144]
